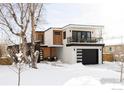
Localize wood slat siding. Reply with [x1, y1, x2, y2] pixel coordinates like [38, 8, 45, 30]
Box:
[43, 47, 50, 59]
[103, 54, 113, 62]
[53, 30, 63, 45]
[51, 48, 56, 57]
[42, 47, 56, 60]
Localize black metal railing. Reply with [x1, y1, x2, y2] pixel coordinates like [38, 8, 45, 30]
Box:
[67, 37, 103, 43]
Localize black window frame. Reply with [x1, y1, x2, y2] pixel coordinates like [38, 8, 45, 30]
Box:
[72, 31, 91, 42]
[109, 47, 112, 52]
[63, 31, 66, 39]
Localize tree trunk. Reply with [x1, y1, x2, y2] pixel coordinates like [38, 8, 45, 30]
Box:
[18, 65, 21, 86]
[120, 63, 123, 82]
[30, 8, 37, 69]
[21, 34, 30, 64]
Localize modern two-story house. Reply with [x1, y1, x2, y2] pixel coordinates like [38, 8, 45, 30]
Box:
[34, 24, 104, 65]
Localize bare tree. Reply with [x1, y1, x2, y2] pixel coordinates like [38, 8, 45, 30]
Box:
[29, 3, 43, 69]
[114, 52, 124, 82]
[118, 53, 124, 82]
[0, 3, 44, 69]
[8, 63, 25, 86]
[8, 50, 27, 86]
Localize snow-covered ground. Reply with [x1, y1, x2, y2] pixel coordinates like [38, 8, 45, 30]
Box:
[0, 61, 124, 88]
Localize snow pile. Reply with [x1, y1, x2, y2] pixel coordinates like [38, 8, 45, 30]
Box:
[64, 76, 101, 86]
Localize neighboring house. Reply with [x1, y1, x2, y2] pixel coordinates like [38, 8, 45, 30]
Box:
[34, 24, 104, 64]
[8, 24, 105, 65]
[103, 44, 124, 61]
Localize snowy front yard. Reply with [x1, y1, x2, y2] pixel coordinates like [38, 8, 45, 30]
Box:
[0, 61, 124, 87]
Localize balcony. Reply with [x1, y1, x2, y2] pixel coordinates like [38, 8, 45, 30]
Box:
[67, 37, 103, 44]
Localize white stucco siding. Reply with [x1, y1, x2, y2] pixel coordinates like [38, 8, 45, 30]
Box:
[44, 29, 53, 45]
[56, 48, 63, 60]
[63, 28, 72, 44]
[62, 46, 71, 63]
[98, 47, 103, 64]
[62, 45, 76, 64]
[66, 29, 72, 38]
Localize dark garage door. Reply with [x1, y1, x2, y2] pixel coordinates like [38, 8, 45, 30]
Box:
[77, 49, 98, 65]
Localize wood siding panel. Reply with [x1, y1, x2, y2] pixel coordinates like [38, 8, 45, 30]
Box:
[43, 48, 50, 59]
[53, 30, 63, 45]
[42, 47, 57, 59]
[103, 54, 113, 62]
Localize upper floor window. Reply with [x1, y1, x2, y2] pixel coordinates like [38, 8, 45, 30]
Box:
[63, 31, 66, 39]
[72, 31, 91, 42]
[109, 47, 112, 52]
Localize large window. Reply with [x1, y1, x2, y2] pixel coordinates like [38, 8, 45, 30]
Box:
[63, 31, 66, 39]
[109, 47, 112, 52]
[72, 31, 91, 42]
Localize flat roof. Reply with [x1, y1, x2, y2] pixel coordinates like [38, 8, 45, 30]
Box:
[63, 24, 104, 29]
[35, 24, 104, 32]
[44, 27, 62, 32]
[105, 44, 124, 47]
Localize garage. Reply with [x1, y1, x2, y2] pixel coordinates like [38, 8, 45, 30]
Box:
[77, 49, 98, 65]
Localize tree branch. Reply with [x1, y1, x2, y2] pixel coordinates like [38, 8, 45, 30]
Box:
[0, 22, 8, 26]
[0, 9, 19, 36]
[33, 3, 38, 12]
[0, 27, 17, 45]
[20, 3, 23, 25]
[35, 4, 43, 28]
[17, 3, 22, 12]
[22, 4, 29, 20]
[24, 17, 29, 34]
[9, 4, 23, 29]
